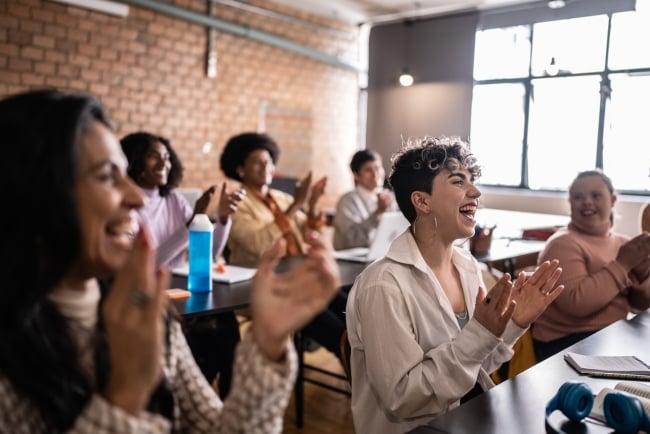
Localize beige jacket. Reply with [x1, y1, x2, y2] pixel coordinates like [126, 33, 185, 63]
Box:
[346, 231, 526, 434]
[227, 187, 306, 267]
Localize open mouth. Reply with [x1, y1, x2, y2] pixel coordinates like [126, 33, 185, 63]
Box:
[459, 204, 477, 222]
[106, 218, 139, 247]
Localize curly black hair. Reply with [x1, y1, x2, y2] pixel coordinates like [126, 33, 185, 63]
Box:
[388, 136, 481, 223]
[120, 132, 183, 197]
[220, 132, 280, 181]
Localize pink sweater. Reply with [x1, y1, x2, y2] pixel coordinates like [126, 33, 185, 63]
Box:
[532, 225, 650, 342]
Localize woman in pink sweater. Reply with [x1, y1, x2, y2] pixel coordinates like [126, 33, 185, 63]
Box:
[533, 170, 650, 361]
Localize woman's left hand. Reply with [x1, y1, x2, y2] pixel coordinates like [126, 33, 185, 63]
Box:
[510, 260, 564, 328]
[250, 232, 340, 361]
[308, 176, 327, 210]
[216, 182, 245, 224]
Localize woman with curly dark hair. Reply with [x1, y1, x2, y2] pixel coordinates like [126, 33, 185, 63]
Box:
[0, 90, 340, 433]
[120, 132, 244, 269]
[346, 136, 564, 433]
[120, 131, 245, 398]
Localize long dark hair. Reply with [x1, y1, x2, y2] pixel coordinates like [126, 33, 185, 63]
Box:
[120, 131, 183, 197]
[0, 91, 174, 431]
[0, 90, 108, 430]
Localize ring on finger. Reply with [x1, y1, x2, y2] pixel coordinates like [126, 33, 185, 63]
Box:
[129, 289, 151, 308]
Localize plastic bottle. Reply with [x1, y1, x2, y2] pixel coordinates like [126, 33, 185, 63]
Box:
[188, 213, 213, 293]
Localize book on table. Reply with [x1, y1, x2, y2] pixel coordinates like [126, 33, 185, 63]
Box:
[589, 381, 650, 422]
[564, 352, 650, 380]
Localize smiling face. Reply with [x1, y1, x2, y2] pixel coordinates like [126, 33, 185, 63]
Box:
[68, 121, 145, 281]
[239, 148, 275, 189]
[569, 174, 615, 232]
[426, 167, 481, 241]
[354, 159, 385, 192]
[137, 140, 172, 190]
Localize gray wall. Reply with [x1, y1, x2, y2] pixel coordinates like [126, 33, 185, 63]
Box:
[366, 12, 478, 163]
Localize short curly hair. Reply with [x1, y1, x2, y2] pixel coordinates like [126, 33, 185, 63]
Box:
[220, 132, 280, 181]
[388, 136, 481, 223]
[120, 132, 183, 197]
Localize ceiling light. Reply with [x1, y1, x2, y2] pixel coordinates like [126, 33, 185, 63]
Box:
[399, 71, 414, 87]
[547, 0, 567, 9]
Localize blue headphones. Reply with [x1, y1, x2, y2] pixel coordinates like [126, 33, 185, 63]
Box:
[545, 381, 650, 434]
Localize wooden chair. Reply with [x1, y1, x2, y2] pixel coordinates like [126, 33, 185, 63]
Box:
[340, 329, 352, 385]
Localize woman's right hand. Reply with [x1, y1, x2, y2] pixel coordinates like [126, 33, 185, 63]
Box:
[472, 274, 516, 337]
[616, 232, 650, 271]
[250, 232, 340, 361]
[101, 226, 169, 416]
[292, 171, 313, 211]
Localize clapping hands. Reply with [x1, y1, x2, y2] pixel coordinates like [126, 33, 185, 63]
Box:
[250, 232, 340, 361]
[473, 260, 564, 336]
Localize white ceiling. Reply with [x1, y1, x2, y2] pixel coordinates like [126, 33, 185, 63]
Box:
[270, 0, 540, 24]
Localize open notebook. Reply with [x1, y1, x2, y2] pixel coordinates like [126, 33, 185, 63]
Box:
[172, 264, 257, 284]
[333, 211, 410, 263]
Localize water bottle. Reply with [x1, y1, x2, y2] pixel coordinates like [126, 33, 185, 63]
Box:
[188, 213, 213, 293]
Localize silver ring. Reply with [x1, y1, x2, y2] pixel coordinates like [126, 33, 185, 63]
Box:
[129, 289, 151, 308]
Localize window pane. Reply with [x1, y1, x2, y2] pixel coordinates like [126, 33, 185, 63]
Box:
[527, 76, 601, 189]
[531, 16, 608, 76]
[603, 74, 650, 192]
[470, 83, 526, 186]
[474, 26, 531, 80]
[609, 3, 650, 70]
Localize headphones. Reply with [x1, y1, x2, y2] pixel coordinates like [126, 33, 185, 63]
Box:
[545, 381, 650, 434]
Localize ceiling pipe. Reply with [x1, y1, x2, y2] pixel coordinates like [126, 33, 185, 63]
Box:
[119, 0, 362, 72]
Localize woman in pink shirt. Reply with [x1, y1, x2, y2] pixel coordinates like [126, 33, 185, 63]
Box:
[121, 132, 244, 398]
[533, 170, 650, 361]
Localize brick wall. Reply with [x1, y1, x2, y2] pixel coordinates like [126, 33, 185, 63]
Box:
[0, 0, 360, 207]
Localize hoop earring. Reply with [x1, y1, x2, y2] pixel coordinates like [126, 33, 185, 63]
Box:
[411, 215, 418, 238]
[433, 216, 438, 236]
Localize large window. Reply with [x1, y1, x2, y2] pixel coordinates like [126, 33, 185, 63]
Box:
[471, 3, 650, 194]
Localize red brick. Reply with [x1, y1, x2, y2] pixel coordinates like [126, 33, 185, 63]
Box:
[7, 3, 30, 19]
[32, 8, 55, 23]
[34, 62, 56, 75]
[21, 46, 43, 61]
[45, 76, 68, 88]
[33, 35, 55, 49]
[21, 72, 45, 86]
[9, 57, 31, 72]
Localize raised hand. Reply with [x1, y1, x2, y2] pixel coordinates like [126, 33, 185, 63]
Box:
[216, 182, 245, 224]
[189, 185, 217, 225]
[102, 225, 169, 416]
[473, 274, 516, 337]
[292, 171, 313, 212]
[617, 233, 650, 272]
[375, 190, 394, 215]
[308, 175, 327, 211]
[510, 260, 564, 328]
[251, 232, 341, 361]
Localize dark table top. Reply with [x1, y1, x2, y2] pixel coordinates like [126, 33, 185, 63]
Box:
[171, 256, 367, 318]
[409, 310, 650, 434]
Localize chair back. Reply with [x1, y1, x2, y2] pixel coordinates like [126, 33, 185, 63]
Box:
[641, 202, 650, 233]
[340, 329, 352, 385]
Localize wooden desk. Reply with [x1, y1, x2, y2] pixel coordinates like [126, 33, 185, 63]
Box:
[408, 310, 650, 434]
[471, 208, 569, 275]
[475, 208, 569, 240]
[472, 238, 547, 275]
[171, 257, 367, 429]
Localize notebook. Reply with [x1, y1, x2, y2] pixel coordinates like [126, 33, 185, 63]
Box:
[333, 211, 410, 263]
